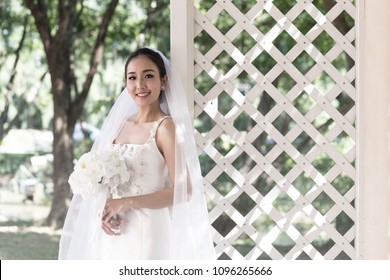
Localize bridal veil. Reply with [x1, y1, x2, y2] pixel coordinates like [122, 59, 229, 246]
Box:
[59, 48, 216, 259]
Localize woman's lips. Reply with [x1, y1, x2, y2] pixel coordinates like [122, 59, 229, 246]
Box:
[136, 92, 150, 97]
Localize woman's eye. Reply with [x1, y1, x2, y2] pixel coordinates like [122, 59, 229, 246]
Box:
[145, 74, 154, 79]
[128, 76, 136, 80]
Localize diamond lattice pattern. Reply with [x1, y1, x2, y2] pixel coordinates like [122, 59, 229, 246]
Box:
[194, 0, 356, 260]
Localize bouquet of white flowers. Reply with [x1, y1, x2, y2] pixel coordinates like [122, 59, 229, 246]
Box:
[68, 150, 130, 198]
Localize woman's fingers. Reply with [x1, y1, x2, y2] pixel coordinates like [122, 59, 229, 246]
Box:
[102, 210, 112, 222]
[102, 198, 124, 235]
[103, 199, 122, 222]
[109, 216, 122, 230]
[102, 215, 122, 235]
[102, 220, 121, 235]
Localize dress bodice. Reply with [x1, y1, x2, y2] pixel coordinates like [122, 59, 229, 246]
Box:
[109, 116, 171, 198]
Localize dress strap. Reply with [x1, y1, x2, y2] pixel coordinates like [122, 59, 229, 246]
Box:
[150, 116, 172, 140]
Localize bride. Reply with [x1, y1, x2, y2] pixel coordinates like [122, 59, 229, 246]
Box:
[58, 48, 216, 259]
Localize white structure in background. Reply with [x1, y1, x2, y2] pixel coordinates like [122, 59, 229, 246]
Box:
[171, 0, 390, 259]
[0, 129, 53, 155]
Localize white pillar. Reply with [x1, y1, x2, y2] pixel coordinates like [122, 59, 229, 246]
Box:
[170, 0, 195, 117]
[359, 0, 390, 259]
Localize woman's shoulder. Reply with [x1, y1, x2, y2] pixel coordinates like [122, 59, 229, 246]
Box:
[155, 116, 175, 142]
[157, 116, 175, 134]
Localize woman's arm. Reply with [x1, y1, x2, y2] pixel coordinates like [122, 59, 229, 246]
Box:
[102, 118, 176, 223]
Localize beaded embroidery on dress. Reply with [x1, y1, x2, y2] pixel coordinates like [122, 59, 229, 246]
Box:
[100, 116, 172, 259]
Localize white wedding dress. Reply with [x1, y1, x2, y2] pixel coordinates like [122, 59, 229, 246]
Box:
[99, 116, 172, 259]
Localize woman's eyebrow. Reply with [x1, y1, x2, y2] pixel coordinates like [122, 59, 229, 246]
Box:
[127, 69, 156, 75]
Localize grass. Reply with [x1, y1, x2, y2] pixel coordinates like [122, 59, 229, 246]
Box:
[0, 190, 62, 261]
[0, 219, 61, 260]
[0, 188, 61, 260]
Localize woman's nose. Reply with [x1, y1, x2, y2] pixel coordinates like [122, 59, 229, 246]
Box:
[137, 78, 146, 89]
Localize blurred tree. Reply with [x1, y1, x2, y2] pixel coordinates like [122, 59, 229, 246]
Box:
[0, 13, 28, 143]
[0, 2, 48, 143]
[23, 0, 120, 228]
[1, 0, 170, 228]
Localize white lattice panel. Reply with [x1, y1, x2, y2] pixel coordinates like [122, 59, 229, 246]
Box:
[192, 0, 356, 260]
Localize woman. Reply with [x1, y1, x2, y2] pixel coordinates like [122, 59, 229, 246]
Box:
[59, 48, 216, 259]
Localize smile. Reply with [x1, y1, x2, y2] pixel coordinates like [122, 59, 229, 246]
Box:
[136, 92, 150, 97]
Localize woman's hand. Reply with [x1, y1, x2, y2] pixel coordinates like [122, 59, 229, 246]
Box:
[102, 215, 122, 235]
[102, 198, 127, 235]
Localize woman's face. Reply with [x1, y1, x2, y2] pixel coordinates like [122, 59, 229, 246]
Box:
[126, 55, 167, 108]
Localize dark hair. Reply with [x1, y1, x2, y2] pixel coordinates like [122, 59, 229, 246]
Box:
[124, 48, 167, 81]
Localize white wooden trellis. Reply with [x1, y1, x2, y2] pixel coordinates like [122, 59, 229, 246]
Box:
[173, 0, 357, 260]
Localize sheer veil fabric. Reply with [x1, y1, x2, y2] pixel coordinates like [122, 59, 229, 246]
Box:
[59, 48, 216, 259]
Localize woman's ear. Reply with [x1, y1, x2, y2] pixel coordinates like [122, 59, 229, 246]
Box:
[161, 75, 168, 89]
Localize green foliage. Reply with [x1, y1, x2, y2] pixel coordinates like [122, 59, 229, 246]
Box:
[212, 172, 235, 196]
[0, 1, 50, 135]
[73, 137, 94, 160]
[0, 153, 32, 175]
[0, 1, 28, 55]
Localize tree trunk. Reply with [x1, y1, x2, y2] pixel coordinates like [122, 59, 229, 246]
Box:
[45, 39, 74, 228]
[48, 103, 74, 228]
[25, 0, 119, 228]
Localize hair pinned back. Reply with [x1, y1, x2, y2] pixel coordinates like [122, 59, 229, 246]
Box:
[124, 48, 167, 80]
